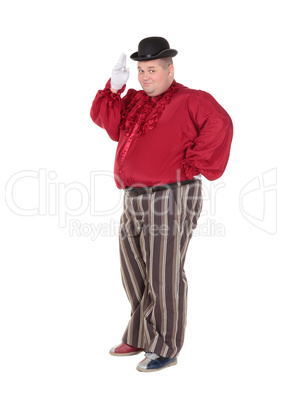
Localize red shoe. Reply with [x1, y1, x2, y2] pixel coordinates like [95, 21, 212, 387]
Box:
[109, 342, 144, 356]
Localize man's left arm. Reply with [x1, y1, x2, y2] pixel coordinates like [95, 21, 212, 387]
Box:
[182, 91, 233, 181]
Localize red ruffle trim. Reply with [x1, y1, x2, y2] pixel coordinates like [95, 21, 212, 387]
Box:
[97, 80, 126, 107]
[181, 159, 199, 179]
[120, 80, 178, 136]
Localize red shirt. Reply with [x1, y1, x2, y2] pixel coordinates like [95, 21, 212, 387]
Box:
[90, 79, 233, 189]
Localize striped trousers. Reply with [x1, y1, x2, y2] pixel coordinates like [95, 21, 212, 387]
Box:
[119, 180, 203, 358]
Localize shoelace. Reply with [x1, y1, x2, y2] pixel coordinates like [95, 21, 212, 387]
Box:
[144, 352, 159, 360]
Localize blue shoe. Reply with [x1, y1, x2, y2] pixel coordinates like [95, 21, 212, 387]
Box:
[136, 352, 177, 372]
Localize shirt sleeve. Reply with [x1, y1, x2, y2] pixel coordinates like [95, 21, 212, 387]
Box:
[181, 90, 233, 181]
[90, 79, 137, 142]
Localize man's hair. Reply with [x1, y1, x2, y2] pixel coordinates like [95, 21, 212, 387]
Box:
[157, 57, 173, 69]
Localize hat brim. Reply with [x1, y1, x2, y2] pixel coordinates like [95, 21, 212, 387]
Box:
[130, 48, 178, 61]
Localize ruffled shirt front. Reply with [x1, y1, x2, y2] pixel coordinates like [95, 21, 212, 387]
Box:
[90, 79, 233, 189]
[119, 81, 179, 137]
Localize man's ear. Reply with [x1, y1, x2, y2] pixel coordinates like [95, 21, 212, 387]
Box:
[168, 64, 174, 77]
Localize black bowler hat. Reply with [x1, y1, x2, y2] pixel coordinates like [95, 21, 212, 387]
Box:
[130, 36, 178, 61]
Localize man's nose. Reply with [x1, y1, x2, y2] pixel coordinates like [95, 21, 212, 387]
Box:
[143, 71, 150, 80]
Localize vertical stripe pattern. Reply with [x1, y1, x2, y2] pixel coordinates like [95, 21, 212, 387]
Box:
[119, 180, 202, 358]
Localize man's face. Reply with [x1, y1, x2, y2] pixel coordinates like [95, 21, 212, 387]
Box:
[137, 59, 174, 97]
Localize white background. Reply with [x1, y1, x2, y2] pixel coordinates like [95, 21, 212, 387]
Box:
[0, 0, 281, 401]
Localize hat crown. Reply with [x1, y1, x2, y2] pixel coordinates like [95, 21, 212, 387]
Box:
[130, 36, 177, 61]
[138, 37, 170, 58]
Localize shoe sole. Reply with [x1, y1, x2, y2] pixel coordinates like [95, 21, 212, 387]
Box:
[136, 360, 177, 372]
[109, 350, 144, 357]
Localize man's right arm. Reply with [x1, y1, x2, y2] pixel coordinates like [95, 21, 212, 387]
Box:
[90, 53, 130, 142]
[90, 80, 125, 142]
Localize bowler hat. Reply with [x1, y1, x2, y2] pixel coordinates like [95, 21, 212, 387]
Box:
[130, 36, 178, 61]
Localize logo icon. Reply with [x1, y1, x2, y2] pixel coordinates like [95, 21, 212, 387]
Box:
[239, 168, 277, 234]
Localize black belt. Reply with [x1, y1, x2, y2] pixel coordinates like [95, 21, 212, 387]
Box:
[124, 179, 196, 197]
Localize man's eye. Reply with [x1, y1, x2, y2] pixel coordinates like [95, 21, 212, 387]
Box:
[150, 70, 155, 73]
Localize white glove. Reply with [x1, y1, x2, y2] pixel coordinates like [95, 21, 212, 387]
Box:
[110, 53, 129, 90]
